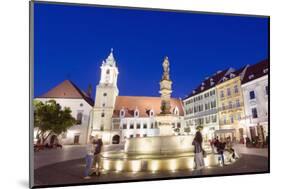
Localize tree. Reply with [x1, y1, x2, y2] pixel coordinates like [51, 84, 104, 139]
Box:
[33, 100, 76, 144]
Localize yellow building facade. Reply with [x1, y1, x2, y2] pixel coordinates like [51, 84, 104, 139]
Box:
[216, 74, 246, 142]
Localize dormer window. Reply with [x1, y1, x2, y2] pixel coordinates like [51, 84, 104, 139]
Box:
[263, 68, 268, 74]
[149, 110, 154, 117]
[201, 86, 204, 91]
[230, 73, 235, 78]
[120, 109, 125, 117]
[222, 77, 228, 82]
[201, 82, 205, 86]
[192, 90, 196, 94]
[210, 80, 215, 86]
[173, 107, 179, 116]
[134, 109, 139, 117]
[248, 74, 254, 80]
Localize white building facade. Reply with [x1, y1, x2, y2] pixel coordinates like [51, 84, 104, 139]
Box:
[183, 69, 233, 141]
[241, 60, 269, 142]
[35, 80, 94, 145]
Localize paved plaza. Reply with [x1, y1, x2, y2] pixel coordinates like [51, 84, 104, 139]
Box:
[33, 144, 269, 187]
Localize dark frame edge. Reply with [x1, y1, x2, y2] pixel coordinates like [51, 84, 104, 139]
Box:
[29, 1, 35, 188]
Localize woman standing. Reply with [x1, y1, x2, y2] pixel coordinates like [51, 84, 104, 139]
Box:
[192, 130, 205, 170]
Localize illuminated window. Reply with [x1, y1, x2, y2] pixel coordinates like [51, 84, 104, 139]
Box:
[252, 108, 258, 118]
[220, 91, 224, 98]
[234, 85, 239, 93]
[76, 112, 83, 124]
[236, 99, 240, 107]
[227, 88, 231, 96]
[230, 115, 234, 123]
[228, 101, 232, 109]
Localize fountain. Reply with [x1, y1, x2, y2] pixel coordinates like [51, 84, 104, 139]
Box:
[99, 57, 233, 173]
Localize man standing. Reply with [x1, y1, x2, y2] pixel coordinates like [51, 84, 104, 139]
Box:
[83, 136, 95, 179]
[93, 135, 103, 176]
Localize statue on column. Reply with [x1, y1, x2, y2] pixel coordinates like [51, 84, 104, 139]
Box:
[162, 57, 170, 81]
[159, 56, 172, 115]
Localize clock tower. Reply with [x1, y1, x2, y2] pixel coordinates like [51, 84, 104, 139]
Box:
[91, 49, 119, 144]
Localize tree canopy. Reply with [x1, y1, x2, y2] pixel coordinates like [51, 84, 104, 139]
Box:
[33, 100, 76, 144]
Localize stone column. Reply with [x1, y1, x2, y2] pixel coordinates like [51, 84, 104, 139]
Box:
[159, 57, 173, 115]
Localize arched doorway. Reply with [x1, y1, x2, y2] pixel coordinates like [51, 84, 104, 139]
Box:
[112, 135, 120, 144]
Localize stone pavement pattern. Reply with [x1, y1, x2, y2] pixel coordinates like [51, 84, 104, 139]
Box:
[34, 154, 268, 187]
[34, 144, 124, 169]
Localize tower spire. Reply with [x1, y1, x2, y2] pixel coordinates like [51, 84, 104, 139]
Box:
[104, 48, 116, 67]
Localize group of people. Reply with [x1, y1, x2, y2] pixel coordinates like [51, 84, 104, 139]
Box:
[84, 135, 103, 179]
[210, 136, 239, 166]
[192, 130, 239, 170]
[83, 131, 239, 178]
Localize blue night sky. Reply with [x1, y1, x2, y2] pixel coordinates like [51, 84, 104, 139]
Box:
[34, 2, 268, 99]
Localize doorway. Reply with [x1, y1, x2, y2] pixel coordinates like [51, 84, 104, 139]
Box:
[74, 135, 80, 144]
[112, 135, 120, 144]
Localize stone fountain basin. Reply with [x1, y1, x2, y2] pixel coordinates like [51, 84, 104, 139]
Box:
[100, 151, 219, 172]
[124, 135, 206, 155]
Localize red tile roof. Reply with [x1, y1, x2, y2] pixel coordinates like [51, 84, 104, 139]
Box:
[38, 80, 94, 106]
[242, 59, 269, 84]
[113, 96, 184, 117]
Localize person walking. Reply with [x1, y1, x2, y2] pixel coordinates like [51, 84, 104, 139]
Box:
[217, 141, 226, 166]
[93, 136, 103, 176]
[83, 136, 95, 179]
[192, 130, 205, 170]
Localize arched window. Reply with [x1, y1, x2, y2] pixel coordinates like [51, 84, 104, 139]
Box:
[112, 135, 120, 144]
